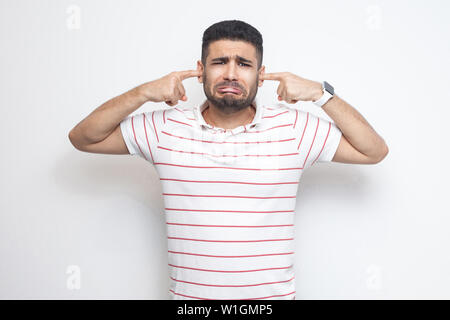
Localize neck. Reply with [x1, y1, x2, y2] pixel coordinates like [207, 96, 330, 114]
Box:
[203, 101, 256, 130]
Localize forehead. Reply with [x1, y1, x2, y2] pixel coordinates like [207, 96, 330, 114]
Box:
[207, 39, 256, 62]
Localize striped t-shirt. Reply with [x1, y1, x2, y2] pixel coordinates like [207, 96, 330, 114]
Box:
[119, 98, 342, 300]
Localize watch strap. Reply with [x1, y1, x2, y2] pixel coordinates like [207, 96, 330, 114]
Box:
[313, 81, 334, 108]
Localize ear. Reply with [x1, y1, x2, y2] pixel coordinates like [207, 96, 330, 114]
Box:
[258, 65, 266, 87]
[197, 60, 204, 84]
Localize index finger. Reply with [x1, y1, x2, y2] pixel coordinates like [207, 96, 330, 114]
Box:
[260, 72, 284, 81]
[178, 69, 202, 80]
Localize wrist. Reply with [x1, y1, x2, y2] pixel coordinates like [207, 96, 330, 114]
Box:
[134, 83, 153, 103]
[311, 82, 324, 102]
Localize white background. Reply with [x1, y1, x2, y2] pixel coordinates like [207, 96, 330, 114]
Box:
[1, 0, 449, 299]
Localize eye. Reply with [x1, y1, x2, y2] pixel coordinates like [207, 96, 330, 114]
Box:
[212, 62, 250, 67]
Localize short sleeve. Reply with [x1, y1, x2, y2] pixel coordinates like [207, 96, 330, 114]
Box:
[119, 111, 161, 164]
[313, 117, 342, 164]
[293, 109, 342, 169]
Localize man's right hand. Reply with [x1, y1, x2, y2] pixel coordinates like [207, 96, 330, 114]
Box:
[139, 70, 202, 106]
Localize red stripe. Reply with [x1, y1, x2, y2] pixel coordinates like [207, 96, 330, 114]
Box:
[167, 250, 294, 258]
[160, 177, 298, 185]
[163, 109, 166, 124]
[246, 123, 293, 133]
[311, 122, 332, 166]
[171, 289, 296, 300]
[152, 111, 159, 143]
[262, 110, 289, 118]
[131, 116, 149, 162]
[157, 145, 298, 158]
[161, 130, 295, 144]
[169, 275, 295, 288]
[174, 107, 195, 120]
[142, 114, 155, 163]
[293, 109, 298, 129]
[158, 145, 297, 157]
[167, 117, 193, 127]
[297, 112, 309, 151]
[168, 263, 293, 273]
[163, 193, 296, 199]
[165, 208, 294, 213]
[302, 117, 320, 168]
[154, 162, 303, 171]
[169, 289, 295, 300]
[247, 291, 296, 300]
[166, 222, 294, 228]
[167, 236, 294, 243]
[169, 289, 296, 300]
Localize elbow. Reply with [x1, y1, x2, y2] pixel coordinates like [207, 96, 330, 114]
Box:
[68, 130, 83, 151]
[373, 143, 389, 164]
[68, 130, 75, 146]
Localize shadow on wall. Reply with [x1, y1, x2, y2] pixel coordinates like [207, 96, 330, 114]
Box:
[54, 152, 163, 211]
[298, 162, 373, 202]
[52, 152, 169, 299]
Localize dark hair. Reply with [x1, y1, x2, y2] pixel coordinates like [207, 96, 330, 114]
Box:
[201, 20, 263, 70]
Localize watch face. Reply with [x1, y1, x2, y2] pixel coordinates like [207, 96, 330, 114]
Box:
[323, 81, 334, 95]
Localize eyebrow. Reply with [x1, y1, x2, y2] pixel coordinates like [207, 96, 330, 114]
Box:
[210, 55, 253, 65]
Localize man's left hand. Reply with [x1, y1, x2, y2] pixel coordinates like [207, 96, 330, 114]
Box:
[261, 72, 323, 104]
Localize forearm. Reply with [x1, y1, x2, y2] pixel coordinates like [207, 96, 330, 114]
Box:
[319, 94, 388, 159]
[69, 85, 148, 146]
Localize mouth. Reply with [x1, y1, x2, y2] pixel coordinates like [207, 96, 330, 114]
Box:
[217, 86, 242, 95]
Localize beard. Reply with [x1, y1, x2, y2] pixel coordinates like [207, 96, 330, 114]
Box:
[203, 72, 258, 115]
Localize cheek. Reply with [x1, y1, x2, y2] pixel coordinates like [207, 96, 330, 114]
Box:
[205, 73, 221, 90]
[207, 70, 221, 84]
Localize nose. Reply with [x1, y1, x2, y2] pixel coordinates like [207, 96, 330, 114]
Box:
[223, 62, 238, 82]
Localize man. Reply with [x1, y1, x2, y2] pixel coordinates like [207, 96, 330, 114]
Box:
[68, 20, 388, 300]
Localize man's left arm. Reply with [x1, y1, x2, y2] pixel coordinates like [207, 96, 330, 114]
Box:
[312, 91, 389, 164]
[261, 72, 389, 165]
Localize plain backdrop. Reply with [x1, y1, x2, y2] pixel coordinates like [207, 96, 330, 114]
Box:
[1, 0, 449, 299]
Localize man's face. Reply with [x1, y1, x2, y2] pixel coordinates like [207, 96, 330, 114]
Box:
[197, 39, 265, 114]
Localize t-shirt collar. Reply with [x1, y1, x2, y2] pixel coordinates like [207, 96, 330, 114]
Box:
[194, 97, 263, 133]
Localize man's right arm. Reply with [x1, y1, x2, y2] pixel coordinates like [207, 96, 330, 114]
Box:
[68, 70, 200, 154]
[68, 85, 149, 153]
